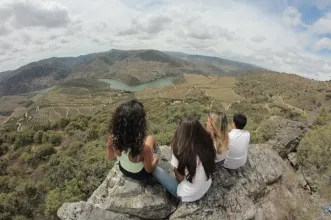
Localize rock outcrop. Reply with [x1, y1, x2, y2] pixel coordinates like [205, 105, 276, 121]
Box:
[58, 145, 286, 220]
[267, 116, 308, 158]
[58, 116, 330, 220]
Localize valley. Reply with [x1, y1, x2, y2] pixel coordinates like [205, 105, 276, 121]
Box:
[0, 49, 264, 96]
[1, 49, 331, 220]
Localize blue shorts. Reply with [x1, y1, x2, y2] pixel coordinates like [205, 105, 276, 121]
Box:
[216, 160, 225, 166]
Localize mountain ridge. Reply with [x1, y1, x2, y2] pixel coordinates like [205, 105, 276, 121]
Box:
[0, 49, 264, 96]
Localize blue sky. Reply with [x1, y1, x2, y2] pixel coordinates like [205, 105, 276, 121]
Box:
[0, 0, 330, 80]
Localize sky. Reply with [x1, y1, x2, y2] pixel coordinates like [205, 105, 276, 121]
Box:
[0, 0, 331, 80]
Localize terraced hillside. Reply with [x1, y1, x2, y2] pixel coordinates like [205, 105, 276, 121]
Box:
[235, 73, 331, 123]
[3, 72, 330, 138]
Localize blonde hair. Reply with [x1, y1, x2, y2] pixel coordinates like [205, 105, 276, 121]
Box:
[209, 112, 229, 154]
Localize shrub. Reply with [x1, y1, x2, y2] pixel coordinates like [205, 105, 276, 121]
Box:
[53, 118, 70, 130]
[257, 119, 278, 142]
[28, 145, 56, 167]
[33, 130, 44, 144]
[155, 131, 174, 145]
[66, 141, 84, 157]
[4, 132, 17, 144]
[45, 179, 84, 218]
[42, 132, 61, 146]
[87, 128, 98, 141]
[297, 123, 331, 173]
[0, 143, 10, 156]
[314, 108, 331, 126]
[97, 124, 109, 138]
[0, 157, 9, 175]
[14, 131, 34, 150]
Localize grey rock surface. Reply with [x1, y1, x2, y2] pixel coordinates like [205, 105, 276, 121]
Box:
[170, 145, 286, 220]
[58, 145, 287, 220]
[58, 201, 138, 220]
[86, 164, 176, 219]
[288, 152, 298, 168]
[267, 116, 308, 157]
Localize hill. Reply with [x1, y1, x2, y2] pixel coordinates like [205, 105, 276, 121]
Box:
[0, 71, 331, 219]
[0, 49, 263, 96]
[166, 51, 260, 75]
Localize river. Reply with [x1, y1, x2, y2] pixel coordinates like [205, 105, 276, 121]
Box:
[98, 76, 175, 92]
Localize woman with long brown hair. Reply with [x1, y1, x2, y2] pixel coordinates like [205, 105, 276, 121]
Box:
[206, 112, 229, 165]
[152, 117, 216, 202]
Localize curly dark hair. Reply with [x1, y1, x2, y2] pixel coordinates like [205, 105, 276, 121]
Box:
[112, 100, 147, 157]
[172, 117, 216, 183]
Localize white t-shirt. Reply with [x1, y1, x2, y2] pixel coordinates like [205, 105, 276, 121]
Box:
[223, 129, 250, 169]
[170, 154, 212, 202]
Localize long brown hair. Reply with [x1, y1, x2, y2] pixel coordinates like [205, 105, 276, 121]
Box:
[209, 112, 229, 154]
[172, 117, 216, 183]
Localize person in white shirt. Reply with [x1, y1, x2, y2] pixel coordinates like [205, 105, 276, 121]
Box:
[152, 117, 216, 202]
[205, 112, 229, 166]
[223, 113, 250, 170]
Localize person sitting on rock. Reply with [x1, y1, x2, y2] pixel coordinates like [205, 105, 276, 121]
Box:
[223, 113, 250, 170]
[106, 100, 158, 181]
[152, 117, 216, 202]
[205, 112, 229, 166]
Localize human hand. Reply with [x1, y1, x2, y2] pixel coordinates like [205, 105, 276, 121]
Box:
[153, 156, 159, 165]
[106, 136, 112, 149]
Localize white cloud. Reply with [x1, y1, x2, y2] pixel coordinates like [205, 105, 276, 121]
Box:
[251, 36, 266, 43]
[0, 0, 72, 32]
[314, 37, 331, 50]
[118, 14, 172, 36]
[0, 0, 330, 80]
[0, 23, 11, 36]
[282, 7, 305, 29]
[0, 40, 13, 52]
[312, 13, 331, 34]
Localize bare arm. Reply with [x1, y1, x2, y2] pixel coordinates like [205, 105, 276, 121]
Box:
[142, 145, 158, 173]
[106, 136, 116, 160]
[174, 169, 185, 182]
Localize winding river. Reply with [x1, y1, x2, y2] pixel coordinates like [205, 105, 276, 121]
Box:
[98, 77, 175, 92]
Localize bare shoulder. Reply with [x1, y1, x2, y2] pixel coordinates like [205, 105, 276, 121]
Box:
[142, 144, 152, 155]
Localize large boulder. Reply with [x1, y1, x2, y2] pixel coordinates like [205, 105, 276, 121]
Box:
[267, 116, 308, 157]
[58, 145, 286, 220]
[86, 165, 176, 219]
[58, 201, 139, 220]
[58, 146, 177, 220]
[170, 144, 286, 220]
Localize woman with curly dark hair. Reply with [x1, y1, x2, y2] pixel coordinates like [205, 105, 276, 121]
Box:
[152, 117, 216, 202]
[106, 100, 158, 180]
